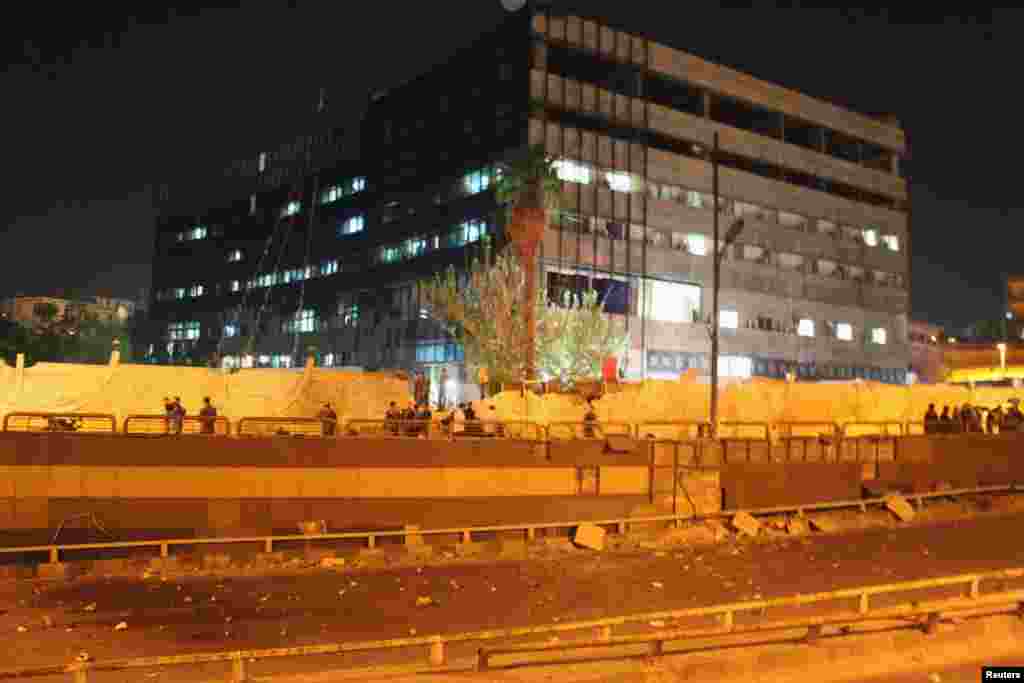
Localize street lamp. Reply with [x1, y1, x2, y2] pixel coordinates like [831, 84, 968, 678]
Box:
[707, 132, 746, 438]
[997, 342, 1007, 375]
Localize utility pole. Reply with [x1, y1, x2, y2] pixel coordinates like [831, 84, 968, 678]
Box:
[708, 132, 745, 438]
[710, 133, 720, 438]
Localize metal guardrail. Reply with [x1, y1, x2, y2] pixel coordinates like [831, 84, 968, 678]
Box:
[548, 421, 633, 440]
[1, 483, 1016, 566]
[718, 422, 770, 440]
[122, 414, 231, 437]
[1, 412, 116, 434]
[9, 566, 1024, 680]
[236, 417, 326, 438]
[342, 419, 545, 441]
[637, 422, 708, 440]
[776, 422, 839, 438]
[843, 422, 905, 437]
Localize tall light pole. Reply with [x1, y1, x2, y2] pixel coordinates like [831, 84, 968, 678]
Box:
[708, 132, 745, 438]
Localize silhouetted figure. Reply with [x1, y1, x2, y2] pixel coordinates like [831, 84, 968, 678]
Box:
[939, 406, 952, 434]
[951, 407, 962, 434]
[923, 404, 938, 434]
[583, 399, 599, 439]
[988, 406, 1002, 434]
[199, 397, 217, 435]
[172, 396, 186, 435]
[1004, 401, 1024, 431]
[163, 397, 176, 435]
[318, 403, 338, 437]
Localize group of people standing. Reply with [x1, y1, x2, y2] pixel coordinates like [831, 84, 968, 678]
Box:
[923, 401, 1024, 434]
[161, 396, 219, 435]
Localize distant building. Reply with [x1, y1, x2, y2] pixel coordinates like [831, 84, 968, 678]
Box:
[150, 8, 910, 393]
[0, 294, 143, 329]
[1008, 274, 1024, 341]
[908, 320, 943, 383]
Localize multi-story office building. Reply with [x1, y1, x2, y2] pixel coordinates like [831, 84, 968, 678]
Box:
[150, 8, 911, 401]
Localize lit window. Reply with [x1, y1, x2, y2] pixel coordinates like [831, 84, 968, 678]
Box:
[221, 355, 239, 369]
[283, 309, 317, 334]
[882, 234, 900, 251]
[685, 190, 702, 209]
[685, 234, 707, 256]
[168, 321, 200, 340]
[271, 354, 293, 369]
[249, 195, 257, 215]
[224, 323, 239, 338]
[340, 305, 359, 327]
[872, 327, 887, 345]
[230, 280, 241, 292]
[605, 171, 635, 193]
[227, 250, 243, 263]
[350, 177, 366, 193]
[173, 288, 186, 300]
[320, 185, 342, 204]
[380, 246, 402, 263]
[338, 215, 364, 236]
[647, 280, 701, 323]
[862, 228, 878, 247]
[719, 310, 739, 330]
[258, 152, 267, 173]
[836, 323, 853, 341]
[322, 353, 334, 367]
[404, 238, 428, 258]
[463, 169, 491, 195]
[718, 355, 753, 379]
[189, 285, 204, 298]
[281, 201, 301, 218]
[552, 159, 591, 184]
[320, 259, 338, 275]
[797, 319, 815, 337]
[178, 226, 207, 241]
[462, 219, 486, 243]
[241, 355, 254, 368]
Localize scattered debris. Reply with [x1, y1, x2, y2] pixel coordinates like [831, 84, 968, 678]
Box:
[573, 523, 606, 551]
[885, 496, 916, 522]
[16, 626, 27, 633]
[183, 596, 193, 603]
[416, 596, 435, 608]
[319, 557, 346, 569]
[651, 582, 664, 590]
[786, 516, 809, 536]
[114, 621, 128, 631]
[807, 515, 840, 534]
[929, 674, 941, 683]
[409, 628, 417, 635]
[649, 620, 666, 628]
[83, 602, 97, 613]
[42, 615, 54, 629]
[731, 512, 761, 537]
[76, 652, 92, 663]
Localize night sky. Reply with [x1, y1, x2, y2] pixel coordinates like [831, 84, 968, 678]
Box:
[1, 2, 1017, 330]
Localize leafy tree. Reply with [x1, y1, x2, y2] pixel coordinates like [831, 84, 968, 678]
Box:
[420, 246, 628, 388]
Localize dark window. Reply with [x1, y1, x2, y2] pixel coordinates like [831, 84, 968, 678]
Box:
[862, 142, 893, 173]
[546, 44, 641, 98]
[826, 130, 861, 164]
[783, 116, 823, 152]
[594, 278, 630, 315]
[711, 96, 781, 139]
[645, 73, 704, 117]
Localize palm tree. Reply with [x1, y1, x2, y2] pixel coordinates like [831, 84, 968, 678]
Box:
[495, 144, 563, 381]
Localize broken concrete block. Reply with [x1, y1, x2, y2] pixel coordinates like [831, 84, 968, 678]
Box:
[786, 516, 809, 536]
[886, 496, 916, 522]
[404, 525, 425, 546]
[573, 523, 606, 551]
[36, 563, 69, 580]
[731, 512, 761, 537]
[318, 557, 347, 569]
[807, 515, 840, 533]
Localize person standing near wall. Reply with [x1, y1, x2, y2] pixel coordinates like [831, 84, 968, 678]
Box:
[478, 366, 489, 400]
[199, 397, 218, 435]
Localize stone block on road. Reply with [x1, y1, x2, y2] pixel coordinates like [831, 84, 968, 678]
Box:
[807, 515, 840, 533]
[886, 496, 916, 522]
[573, 523, 606, 551]
[731, 512, 761, 537]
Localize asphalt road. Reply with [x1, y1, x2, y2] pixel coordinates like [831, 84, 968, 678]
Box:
[4, 505, 1024, 681]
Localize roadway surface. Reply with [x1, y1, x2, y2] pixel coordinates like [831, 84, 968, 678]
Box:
[4, 499, 1024, 681]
